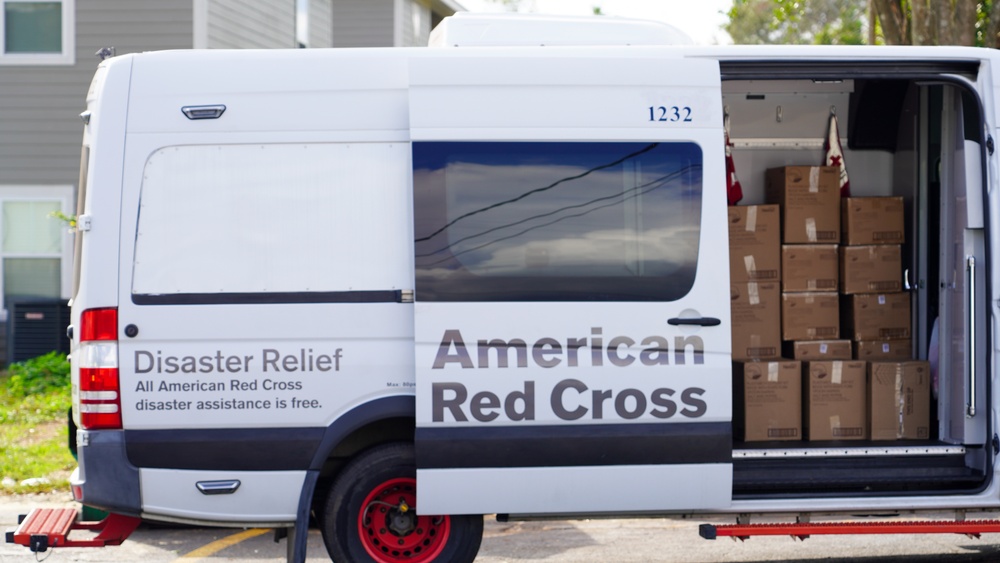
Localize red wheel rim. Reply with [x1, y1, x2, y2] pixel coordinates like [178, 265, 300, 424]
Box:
[358, 477, 450, 562]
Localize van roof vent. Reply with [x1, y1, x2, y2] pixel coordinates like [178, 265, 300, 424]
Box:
[428, 13, 692, 48]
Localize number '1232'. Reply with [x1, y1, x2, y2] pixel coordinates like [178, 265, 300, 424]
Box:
[648, 106, 693, 122]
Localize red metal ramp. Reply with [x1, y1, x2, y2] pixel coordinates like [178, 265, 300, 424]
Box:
[701, 519, 1000, 541]
[5, 507, 141, 552]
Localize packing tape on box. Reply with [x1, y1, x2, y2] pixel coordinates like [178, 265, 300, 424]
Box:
[747, 282, 760, 305]
[896, 365, 905, 438]
[830, 414, 841, 432]
[809, 166, 820, 193]
[768, 362, 779, 382]
[743, 255, 756, 278]
[746, 206, 757, 231]
[805, 218, 818, 242]
[832, 361, 843, 384]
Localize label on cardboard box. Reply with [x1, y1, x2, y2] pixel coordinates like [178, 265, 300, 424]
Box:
[840, 245, 902, 294]
[854, 339, 912, 361]
[842, 196, 905, 245]
[729, 205, 781, 282]
[766, 166, 840, 244]
[868, 361, 930, 440]
[731, 282, 781, 360]
[781, 292, 839, 341]
[786, 340, 853, 360]
[844, 293, 911, 341]
[805, 360, 867, 441]
[783, 244, 838, 292]
[734, 360, 802, 442]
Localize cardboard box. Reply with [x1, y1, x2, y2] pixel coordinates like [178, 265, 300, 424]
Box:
[804, 360, 867, 441]
[843, 293, 911, 341]
[766, 166, 840, 244]
[781, 292, 839, 341]
[868, 361, 930, 440]
[842, 196, 905, 245]
[782, 244, 838, 292]
[855, 339, 912, 361]
[731, 282, 781, 360]
[785, 340, 853, 361]
[729, 205, 781, 282]
[734, 360, 802, 442]
[840, 245, 902, 294]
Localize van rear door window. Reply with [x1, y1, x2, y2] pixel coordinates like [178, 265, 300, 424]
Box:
[413, 142, 703, 302]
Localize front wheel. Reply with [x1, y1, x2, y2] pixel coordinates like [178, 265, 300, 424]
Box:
[321, 443, 483, 563]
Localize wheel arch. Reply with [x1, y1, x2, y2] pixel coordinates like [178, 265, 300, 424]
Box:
[308, 395, 416, 496]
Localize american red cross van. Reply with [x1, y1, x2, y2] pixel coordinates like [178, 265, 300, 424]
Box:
[46, 12, 1000, 563]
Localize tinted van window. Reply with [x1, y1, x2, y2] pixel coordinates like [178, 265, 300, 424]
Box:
[413, 142, 702, 302]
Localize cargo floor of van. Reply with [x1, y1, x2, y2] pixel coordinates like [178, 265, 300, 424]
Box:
[732, 441, 987, 497]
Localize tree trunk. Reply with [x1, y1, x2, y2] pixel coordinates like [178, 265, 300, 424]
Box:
[910, 0, 934, 45]
[872, 0, 908, 44]
[989, 0, 1000, 48]
[950, 0, 977, 46]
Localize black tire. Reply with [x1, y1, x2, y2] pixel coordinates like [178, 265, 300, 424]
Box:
[321, 442, 483, 563]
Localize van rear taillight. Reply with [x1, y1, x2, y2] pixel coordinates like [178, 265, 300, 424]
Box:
[78, 308, 121, 429]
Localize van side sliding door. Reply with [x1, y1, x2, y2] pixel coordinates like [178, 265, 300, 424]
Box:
[409, 51, 733, 516]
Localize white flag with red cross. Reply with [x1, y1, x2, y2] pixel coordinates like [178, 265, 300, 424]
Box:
[824, 112, 851, 197]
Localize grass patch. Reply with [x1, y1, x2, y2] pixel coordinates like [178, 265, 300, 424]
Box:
[0, 352, 75, 494]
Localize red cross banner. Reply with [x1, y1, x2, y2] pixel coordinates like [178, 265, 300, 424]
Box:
[725, 130, 743, 205]
[824, 112, 851, 197]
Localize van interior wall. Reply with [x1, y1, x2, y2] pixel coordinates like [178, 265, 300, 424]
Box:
[723, 79, 896, 205]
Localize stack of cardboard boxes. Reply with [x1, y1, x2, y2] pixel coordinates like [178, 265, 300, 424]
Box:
[840, 196, 930, 441]
[728, 202, 792, 441]
[731, 166, 930, 443]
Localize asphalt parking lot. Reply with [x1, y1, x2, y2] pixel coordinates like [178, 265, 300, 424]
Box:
[6, 493, 1000, 562]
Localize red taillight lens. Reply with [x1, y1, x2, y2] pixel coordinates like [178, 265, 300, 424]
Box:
[78, 308, 122, 430]
[80, 307, 117, 341]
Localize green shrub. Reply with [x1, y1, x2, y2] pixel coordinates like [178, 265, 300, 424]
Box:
[5, 351, 70, 399]
[0, 352, 74, 493]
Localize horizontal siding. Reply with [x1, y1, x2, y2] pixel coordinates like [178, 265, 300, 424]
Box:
[403, 0, 432, 47]
[332, 0, 393, 47]
[0, 0, 193, 185]
[208, 0, 295, 49]
[309, 0, 333, 48]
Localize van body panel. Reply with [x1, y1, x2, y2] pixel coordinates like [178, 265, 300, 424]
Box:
[139, 468, 304, 523]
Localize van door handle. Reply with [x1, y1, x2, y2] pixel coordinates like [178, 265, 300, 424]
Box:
[196, 480, 241, 495]
[667, 317, 721, 327]
[966, 255, 977, 417]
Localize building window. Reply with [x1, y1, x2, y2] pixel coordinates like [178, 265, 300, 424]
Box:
[1, 0, 74, 65]
[0, 187, 74, 320]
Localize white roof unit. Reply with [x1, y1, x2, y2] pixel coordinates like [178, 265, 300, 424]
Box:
[428, 12, 693, 47]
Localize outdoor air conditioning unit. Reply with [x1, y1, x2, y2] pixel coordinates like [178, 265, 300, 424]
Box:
[7, 299, 70, 364]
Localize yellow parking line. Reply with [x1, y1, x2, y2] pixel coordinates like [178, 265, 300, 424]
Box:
[177, 528, 270, 560]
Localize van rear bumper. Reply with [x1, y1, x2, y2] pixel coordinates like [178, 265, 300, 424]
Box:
[71, 430, 141, 516]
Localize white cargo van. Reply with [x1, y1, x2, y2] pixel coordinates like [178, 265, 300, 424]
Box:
[9, 12, 1000, 563]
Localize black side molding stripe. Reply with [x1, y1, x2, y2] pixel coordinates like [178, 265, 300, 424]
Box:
[125, 427, 325, 471]
[416, 422, 731, 469]
[132, 290, 403, 306]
